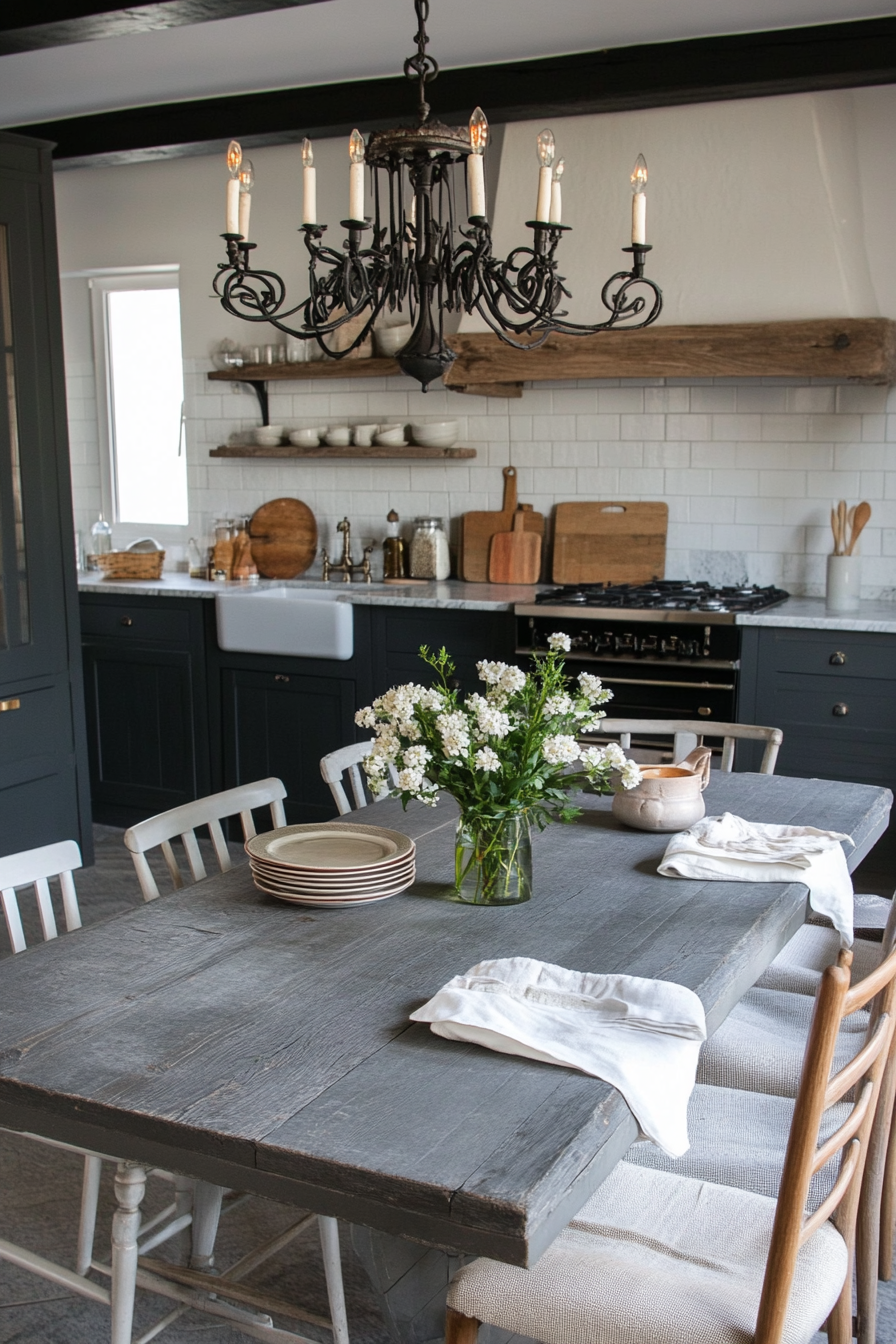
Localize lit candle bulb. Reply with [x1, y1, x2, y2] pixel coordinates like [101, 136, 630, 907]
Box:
[225, 139, 242, 234]
[467, 106, 488, 219]
[349, 128, 365, 222]
[302, 137, 316, 225]
[535, 128, 555, 222]
[549, 157, 564, 225]
[238, 158, 254, 240]
[631, 153, 648, 245]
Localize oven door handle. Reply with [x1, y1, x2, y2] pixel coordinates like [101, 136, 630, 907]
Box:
[597, 676, 736, 691]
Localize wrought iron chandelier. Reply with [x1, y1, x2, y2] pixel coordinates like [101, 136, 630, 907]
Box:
[214, 0, 662, 391]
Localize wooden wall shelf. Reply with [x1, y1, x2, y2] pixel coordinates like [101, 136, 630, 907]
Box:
[206, 319, 896, 409]
[210, 443, 476, 460]
[444, 319, 896, 391]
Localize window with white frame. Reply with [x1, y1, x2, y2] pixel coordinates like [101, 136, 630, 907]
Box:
[90, 270, 188, 527]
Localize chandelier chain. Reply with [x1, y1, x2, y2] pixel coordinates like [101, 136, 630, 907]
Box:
[403, 0, 438, 123]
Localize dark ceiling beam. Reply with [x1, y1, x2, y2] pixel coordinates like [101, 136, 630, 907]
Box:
[10, 13, 896, 167]
[0, 0, 330, 56]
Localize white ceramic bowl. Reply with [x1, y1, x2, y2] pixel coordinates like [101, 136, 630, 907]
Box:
[353, 423, 379, 446]
[325, 426, 352, 447]
[289, 428, 322, 447]
[410, 420, 459, 449]
[254, 425, 285, 445]
[374, 324, 413, 358]
[374, 424, 406, 446]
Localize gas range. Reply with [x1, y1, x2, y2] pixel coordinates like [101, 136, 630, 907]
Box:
[519, 581, 789, 623]
[514, 581, 789, 724]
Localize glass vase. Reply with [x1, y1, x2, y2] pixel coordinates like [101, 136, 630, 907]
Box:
[453, 812, 532, 906]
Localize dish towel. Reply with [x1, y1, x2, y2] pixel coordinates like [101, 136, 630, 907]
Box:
[410, 957, 706, 1157]
[658, 812, 855, 948]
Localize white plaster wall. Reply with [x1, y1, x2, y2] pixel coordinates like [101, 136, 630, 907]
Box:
[56, 86, 896, 596]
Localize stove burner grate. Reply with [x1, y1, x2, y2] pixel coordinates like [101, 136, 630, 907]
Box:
[533, 581, 789, 614]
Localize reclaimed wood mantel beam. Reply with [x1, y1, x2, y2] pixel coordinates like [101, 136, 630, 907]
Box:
[443, 319, 896, 392]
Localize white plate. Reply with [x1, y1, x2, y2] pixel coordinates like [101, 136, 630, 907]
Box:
[247, 823, 413, 871]
[253, 875, 412, 906]
[250, 867, 414, 895]
[248, 846, 415, 879]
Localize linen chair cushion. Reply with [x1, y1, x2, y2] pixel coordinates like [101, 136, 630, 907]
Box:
[696, 986, 869, 1097]
[447, 1161, 846, 1344]
[756, 923, 882, 996]
[626, 1082, 848, 1209]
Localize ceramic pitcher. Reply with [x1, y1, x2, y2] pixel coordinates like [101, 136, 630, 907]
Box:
[612, 746, 712, 832]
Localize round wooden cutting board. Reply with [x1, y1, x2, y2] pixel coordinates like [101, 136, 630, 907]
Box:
[249, 498, 317, 578]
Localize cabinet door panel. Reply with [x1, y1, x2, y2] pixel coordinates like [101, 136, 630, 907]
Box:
[757, 628, 895, 681]
[223, 670, 356, 824]
[768, 674, 896, 735]
[83, 644, 197, 813]
[372, 609, 515, 696]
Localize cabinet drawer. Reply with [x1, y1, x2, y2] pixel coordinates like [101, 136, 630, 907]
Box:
[0, 679, 72, 771]
[80, 602, 192, 645]
[759, 628, 896, 680]
[770, 673, 896, 735]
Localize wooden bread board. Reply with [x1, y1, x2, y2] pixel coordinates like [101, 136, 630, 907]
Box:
[249, 497, 317, 578]
[461, 466, 544, 582]
[552, 501, 668, 585]
[488, 512, 543, 585]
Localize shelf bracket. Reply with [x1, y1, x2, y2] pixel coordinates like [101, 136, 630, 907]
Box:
[239, 379, 269, 426]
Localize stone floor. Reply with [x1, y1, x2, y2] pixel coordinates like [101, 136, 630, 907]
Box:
[0, 824, 893, 1341]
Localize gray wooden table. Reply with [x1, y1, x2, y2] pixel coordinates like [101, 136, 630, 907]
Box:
[0, 774, 890, 1344]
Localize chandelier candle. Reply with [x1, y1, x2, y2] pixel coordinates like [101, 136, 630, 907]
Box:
[349, 129, 366, 222]
[212, 0, 662, 390]
[302, 137, 316, 226]
[550, 158, 564, 225]
[535, 128, 555, 222]
[467, 106, 488, 218]
[631, 154, 648, 245]
[238, 159, 253, 241]
[225, 140, 242, 235]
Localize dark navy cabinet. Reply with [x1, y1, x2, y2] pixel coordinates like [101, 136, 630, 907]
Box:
[80, 595, 213, 828]
[0, 132, 90, 860]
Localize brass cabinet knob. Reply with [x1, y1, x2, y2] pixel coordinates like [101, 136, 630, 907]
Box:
[0, 698, 21, 712]
[120, 616, 133, 627]
[833, 702, 849, 717]
[697, 706, 712, 717]
[829, 651, 847, 666]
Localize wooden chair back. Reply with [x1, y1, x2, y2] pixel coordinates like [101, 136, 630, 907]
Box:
[123, 778, 288, 901]
[757, 936, 896, 1344]
[596, 717, 783, 774]
[320, 742, 393, 817]
[0, 840, 83, 954]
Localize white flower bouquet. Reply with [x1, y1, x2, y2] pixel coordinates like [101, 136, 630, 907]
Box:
[354, 634, 642, 904]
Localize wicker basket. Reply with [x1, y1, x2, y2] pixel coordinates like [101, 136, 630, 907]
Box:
[93, 550, 166, 580]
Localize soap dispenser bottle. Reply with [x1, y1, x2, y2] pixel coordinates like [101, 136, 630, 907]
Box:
[383, 509, 407, 579]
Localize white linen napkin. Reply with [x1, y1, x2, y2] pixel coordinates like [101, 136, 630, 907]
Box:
[410, 957, 706, 1157]
[658, 812, 855, 948]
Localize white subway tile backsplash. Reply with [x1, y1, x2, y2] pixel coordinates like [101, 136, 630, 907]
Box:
[65, 357, 896, 599]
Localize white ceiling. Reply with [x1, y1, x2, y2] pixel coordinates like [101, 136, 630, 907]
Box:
[2, 0, 894, 128]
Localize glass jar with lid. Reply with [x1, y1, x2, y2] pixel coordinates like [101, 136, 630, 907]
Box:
[409, 517, 450, 580]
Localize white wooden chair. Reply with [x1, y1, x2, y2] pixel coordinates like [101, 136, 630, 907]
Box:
[123, 782, 351, 1344]
[0, 840, 192, 1330]
[320, 742, 394, 816]
[595, 717, 783, 774]
[123, 777, 288, 901]
[445, 937, 896, 1344]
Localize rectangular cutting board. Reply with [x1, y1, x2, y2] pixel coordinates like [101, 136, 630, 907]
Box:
[461, 466, 544, 583]
[552, 501, 668, 585]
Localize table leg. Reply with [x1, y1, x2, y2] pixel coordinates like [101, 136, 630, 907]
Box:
[111, 1161, 146, 1344]
[190, 1180, 225, 1269]
[350, 1226, 522, 1344]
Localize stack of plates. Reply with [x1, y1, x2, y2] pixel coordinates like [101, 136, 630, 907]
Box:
[246, 822, 416, 908]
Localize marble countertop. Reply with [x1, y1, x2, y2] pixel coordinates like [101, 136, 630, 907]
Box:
[736, 596, 896, 634]
[76, 572, 540, 612]
[76, 574, 896, 630]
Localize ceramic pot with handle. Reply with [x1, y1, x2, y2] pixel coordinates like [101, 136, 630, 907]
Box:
[612, 746, 712, 832]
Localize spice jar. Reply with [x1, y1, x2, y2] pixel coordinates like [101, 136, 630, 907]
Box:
[409, 517, 450, 580]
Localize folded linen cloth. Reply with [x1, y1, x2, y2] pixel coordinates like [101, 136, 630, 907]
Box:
[410, 957, 706, 1157]
[658, 812, 855, 948]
